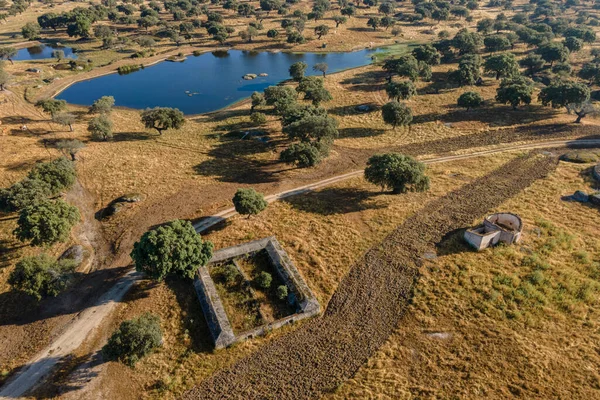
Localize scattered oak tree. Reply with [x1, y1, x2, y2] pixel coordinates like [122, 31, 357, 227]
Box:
[232, 188, 268, 217]
[52, 112, 76, 132]
[484, 52, 519, 80]
[364, 153, 430, 194]
[457, 91, 483, 111]
[539, 80, 592, 123]
[289, 61, 308, 81]
[8, 254, 76, 300]
[56, 139, 85, 161]
[130, 219, 213, 281]
[0, 178, 52, 213]
[14, 199, 80, 247]
[102, 313, 162, 366]
[28, 157, 76, 196]
[140, 107, 185, 135]
[381, 101, 412, 128]
[385, 80, 416, 101]
[88, 114, 113, 141]
[36, 99, 67, 117]
[89, 95, 115, 114]
[495, 76, 534, 110]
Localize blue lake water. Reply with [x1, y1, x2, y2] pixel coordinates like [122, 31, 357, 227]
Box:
[56, 49, 381, 115]
[14, 44, 78, 61]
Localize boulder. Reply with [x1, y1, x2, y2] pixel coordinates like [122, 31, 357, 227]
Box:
[259, 73, 268, 77]
[593, 163, 600, 182]
[107, 201, 126, 216]
[243, 73, 257, 80]
[590, 194, 600, 206]
[560, 150, 600, 164]
[59, 245, 85, 265]
[572, 190, 589, 203]
[118, 193, 144, 203]
[355, 104, 372, 112]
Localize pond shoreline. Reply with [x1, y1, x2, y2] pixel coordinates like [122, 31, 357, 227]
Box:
[50, 46, 388, 117]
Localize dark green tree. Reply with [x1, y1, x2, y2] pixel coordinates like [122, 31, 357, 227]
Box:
[102, 313, 162, 366]
[563, 36, 583, 53]
[280, 142, 325, 167]
[537, 42, 569, 67]
[22, 22, 40, 40]
[130, 219, 213, 280]
[8, 254, 76, 300]
[264, 85, 297, 113]
[313, 62, 328, 77]
[251, 91, 266, 110]
[382, 55, 420, 81]
[28, 157, 76, 196]
[483, 34, 511, 53]
[232, 188, 268, 217]
[539, 80, 592, 122]
[141, 107, 185, 135]
[364, 153, 429, 193]
[381, 101, 412, 128]
[0, 178, 52, 213]
[519, 53, 545, 77]
[484, 53, 519, 80]
[412, 44, 441, 66]
[289, 61, 308, 81]
[385, 80, 416, 101]
[14, 199, 80, 246]
[452, 28, 482, 55]
[283, 114, 338, 142]
[457, 91, 483, 111]
[88, 114, 113, 141]
[495, 76, 534, 110]
[36, 99, 67, 117]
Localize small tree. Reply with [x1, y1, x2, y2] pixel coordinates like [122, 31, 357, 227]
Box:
[56, 139, 85, 161]
[52, 112, 76, 132]
[280, 142, 324, 167]
[88, 114, 113, 141]
[52, 50, 65, 61]
[496, 76, 534, 110]
[537, 42, 569, 67]
[36, 99, 67, 117]
[251, 91, 266, 110]
[314, 24, 329, 40]
[385, 81, 416, 101]
[381, 101, 412, 128]
[28, 157, 76, 196]
[255, 271, 272, 289]
[0, 62, 9, 91]
[332, 15, 347, 28]
[457, 91, 483, 111]
[283, 114, 338, 142]
[250, 112, 267, 126]
[289, 61, 308, 81]
[382, 55, 420, 81]
[483, 34, 511, 53]
[539, 80, 592, 122]
[519, 53, 545, 77]
[563, 36, 583, 53]
[140, 107, 185, 135]
[89, 96, 115, 114]
[102, 313, 162, 366]
[264, 85, 297, 114]
[232, 188, 268, 217]
[14, 199, 80, 246]
[313, 62, 328, 77]
[22, 22, 41, 40]
[0, 178, 52, 213]
[0, 47, 18, 64]
[8, 254, 76, 300]
[367, 17, 381, 31]
[131, 219, 213, 281]
[276, 285, 288, 300]
[412, 44, 441, 66]
[364, 153, 429, 194]
[484, 53, 519, 80]
[267, 29, 279, 38]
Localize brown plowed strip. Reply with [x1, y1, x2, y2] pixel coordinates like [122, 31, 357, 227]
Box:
[184, 153, 558, 400]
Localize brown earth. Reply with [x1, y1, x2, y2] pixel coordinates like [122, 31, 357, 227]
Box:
[183, 152, 558, 399]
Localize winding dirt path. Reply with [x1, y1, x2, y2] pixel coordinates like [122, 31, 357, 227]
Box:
[0, 138, 597, 399]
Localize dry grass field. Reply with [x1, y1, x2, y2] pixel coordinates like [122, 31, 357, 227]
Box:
[1, 0, 600, 397]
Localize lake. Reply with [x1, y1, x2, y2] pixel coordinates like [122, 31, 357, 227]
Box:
[56, 49, 381, 115]
[14, 44, 78, 61]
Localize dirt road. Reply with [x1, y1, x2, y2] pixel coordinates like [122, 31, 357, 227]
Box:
[184, 153, 558, 399]
[0, 138, 595, 399]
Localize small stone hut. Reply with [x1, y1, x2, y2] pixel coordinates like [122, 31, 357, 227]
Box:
[464, 213, 523, 251]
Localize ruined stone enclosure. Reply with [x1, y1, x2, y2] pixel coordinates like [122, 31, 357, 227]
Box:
[193, 237, 321, 349]
[464, 213, 523, 251]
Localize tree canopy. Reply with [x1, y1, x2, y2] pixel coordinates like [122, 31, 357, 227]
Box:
[14, 199, 80, 247]
[232, 188, 268, 216]
[140, 107, 185, 135]
[28, 157, 76, 196]
[457, 91, 483, 111]
[8, 254, 76, 300]
[130, 219, 213, 281]
[364, 153, 430, 194]
[102, 313, 162, 366]
[496, 76, 534, 110]
[381, 101, 412, 128]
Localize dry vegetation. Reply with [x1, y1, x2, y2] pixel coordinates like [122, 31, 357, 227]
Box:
[1, 0, 600, 397]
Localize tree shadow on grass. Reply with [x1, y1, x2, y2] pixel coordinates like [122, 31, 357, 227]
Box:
[165, 277, 215, 353]
[112, 131, 154, 142]
[282, 187, 386, 215]
[193, 129, 289, 184]
[338, 127, 386, 139]
[0, 266, 133, 327]
[435, 227, 474, 256]
[328, 102, 380, 116]
[579, 166, 600, 190]
[0, 238, 26, 270]
[413, 104, 558, 127]
[339, 70, 387, 92]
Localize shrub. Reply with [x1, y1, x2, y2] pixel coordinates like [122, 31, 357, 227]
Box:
[8, 254, 76, 300]
[232, 188, 268, 217]
[0, 178, 52, 213]
[222, 264, 241, 284]
[131, 219, 213, 281]
[28, 158, 76, 196]
[255, 271, 272, 289]
[88, 114, 113, 141]
[276, 284, 288, 300]
[140, 107, 185, 135]
[364, 153, 430, 194]
[14, 199, 80, 247]
[280, 142, 325, 168]
[102, 313, 162, 366]
[89, 95, 115, 114]
[457, 91, 483, 110]
[381, 101, 412, 128]
[250, 112, 267, 125]
[117, 64, 142, 75]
